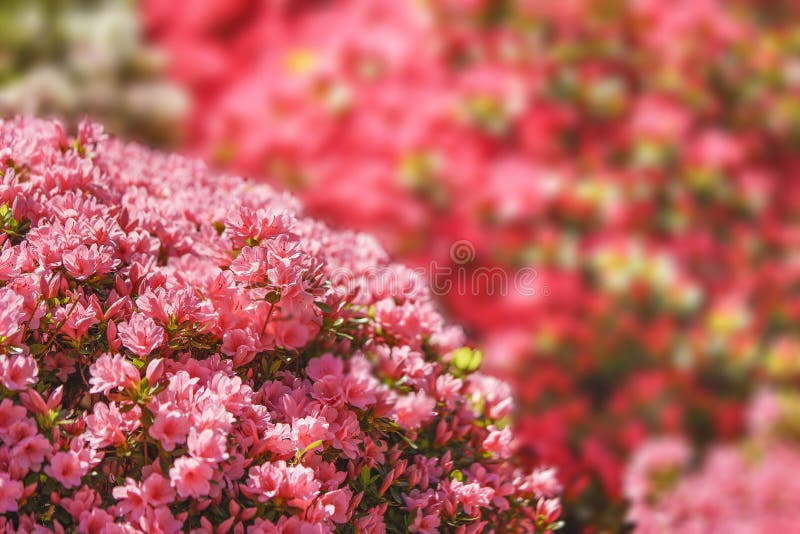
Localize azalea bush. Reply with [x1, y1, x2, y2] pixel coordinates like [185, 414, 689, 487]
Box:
[142, 0, 800, 529]
[0, 117, 562, 533]
[625, 389, 800, 533]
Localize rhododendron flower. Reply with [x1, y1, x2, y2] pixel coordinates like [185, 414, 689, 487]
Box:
[62, 244, 120, 280]
[393, 391, 437, 430]
[118, 313, 166, 357]
[0, 354, 38, 391]
[0, 473, 23, 513]
[85, 402, 141, 449]
[149, 410, 190, 451]
[88, 353, 140, 395]
[11, 433, 51, 472]
[447, 479, 495, 517]
[45, 451, 86, 489]
[187, 428, 229, 462]
[169, 456, 214, 498]
[0, 291, 25, 342]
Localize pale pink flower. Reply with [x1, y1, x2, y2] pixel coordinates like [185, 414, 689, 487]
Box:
[118, 313, 165, 357]
[45, 451, 86, 488]
[139, 505, 184, 533]
[291, 416, 329, 450]
[1, 418, 37, 446]
[482, 427, 513, 459]
[280, 463, 321, 511]
[149, 410, 190, 452]
[112, 478, 148, 520]
[393, 392, 436, 430]
[221, 328, 259, 368]
[0, 473, 23, 513]
[77, 508, 118, 534]
[447, 480, 494, 517]
[59, 486, 100, 522]
[0, 354, 38, 390]
[62, 244, 119, 280]
[311, 375, 345, 406]
[342, 374, 378, 410]
[0, 289, 26, 341]
[141, 472, 175, 507]
[273, 319, 317, 351]
[245, 462, 283, 502]
[85, 402, 140, 449]
[187, 428, 228, 463]
[0, 398, 26, 430]
[89, 353, 140, 395]
[318, 487, 352, 524]
[11, 433, 51, 472]
[169, 456, 213, 498]
[306, 353, 344, 381]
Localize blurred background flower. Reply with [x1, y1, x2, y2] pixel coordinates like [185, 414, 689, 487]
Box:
[0, 0, 187, 145]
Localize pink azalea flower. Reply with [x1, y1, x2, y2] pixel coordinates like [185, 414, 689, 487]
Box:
[89, 353, 140, 395]
[118, 313, 165, 357]
[187, 428, 228, 463]
[169, 456, 213, 498]
[11, 433, 51, 472]
[0, 473, 23, 513]
[85, 402, 140, 449]
[306, 353, 344, 382]
[393, 391, 436, 430]
[0, 354, 38, 391]
[62, 244, 119, 280]
[141, 472, 176, 508]
[149, 410, 190, 452]
[45, 451, 86, 489]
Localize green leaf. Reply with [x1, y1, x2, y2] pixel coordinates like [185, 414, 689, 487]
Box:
[28, 343, 47, 355]
[297, 439, 323, 461]
[451, 347, 483, 374]
[360, 466, 371, 487]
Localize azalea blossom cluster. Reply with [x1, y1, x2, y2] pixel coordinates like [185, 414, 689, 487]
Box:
[142, 0, 800, 528]
[0, 0, 187, 145]
[0, 117, 562, 533]
[625, 389, 800, 532]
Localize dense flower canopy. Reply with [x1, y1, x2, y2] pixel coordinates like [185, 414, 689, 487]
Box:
[0, 117, 561, 533]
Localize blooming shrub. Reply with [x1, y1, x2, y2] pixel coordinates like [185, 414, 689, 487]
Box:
[0, 117, 561, 533]
[143, 0, 800, 528]
[625, 389, 800, 533]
